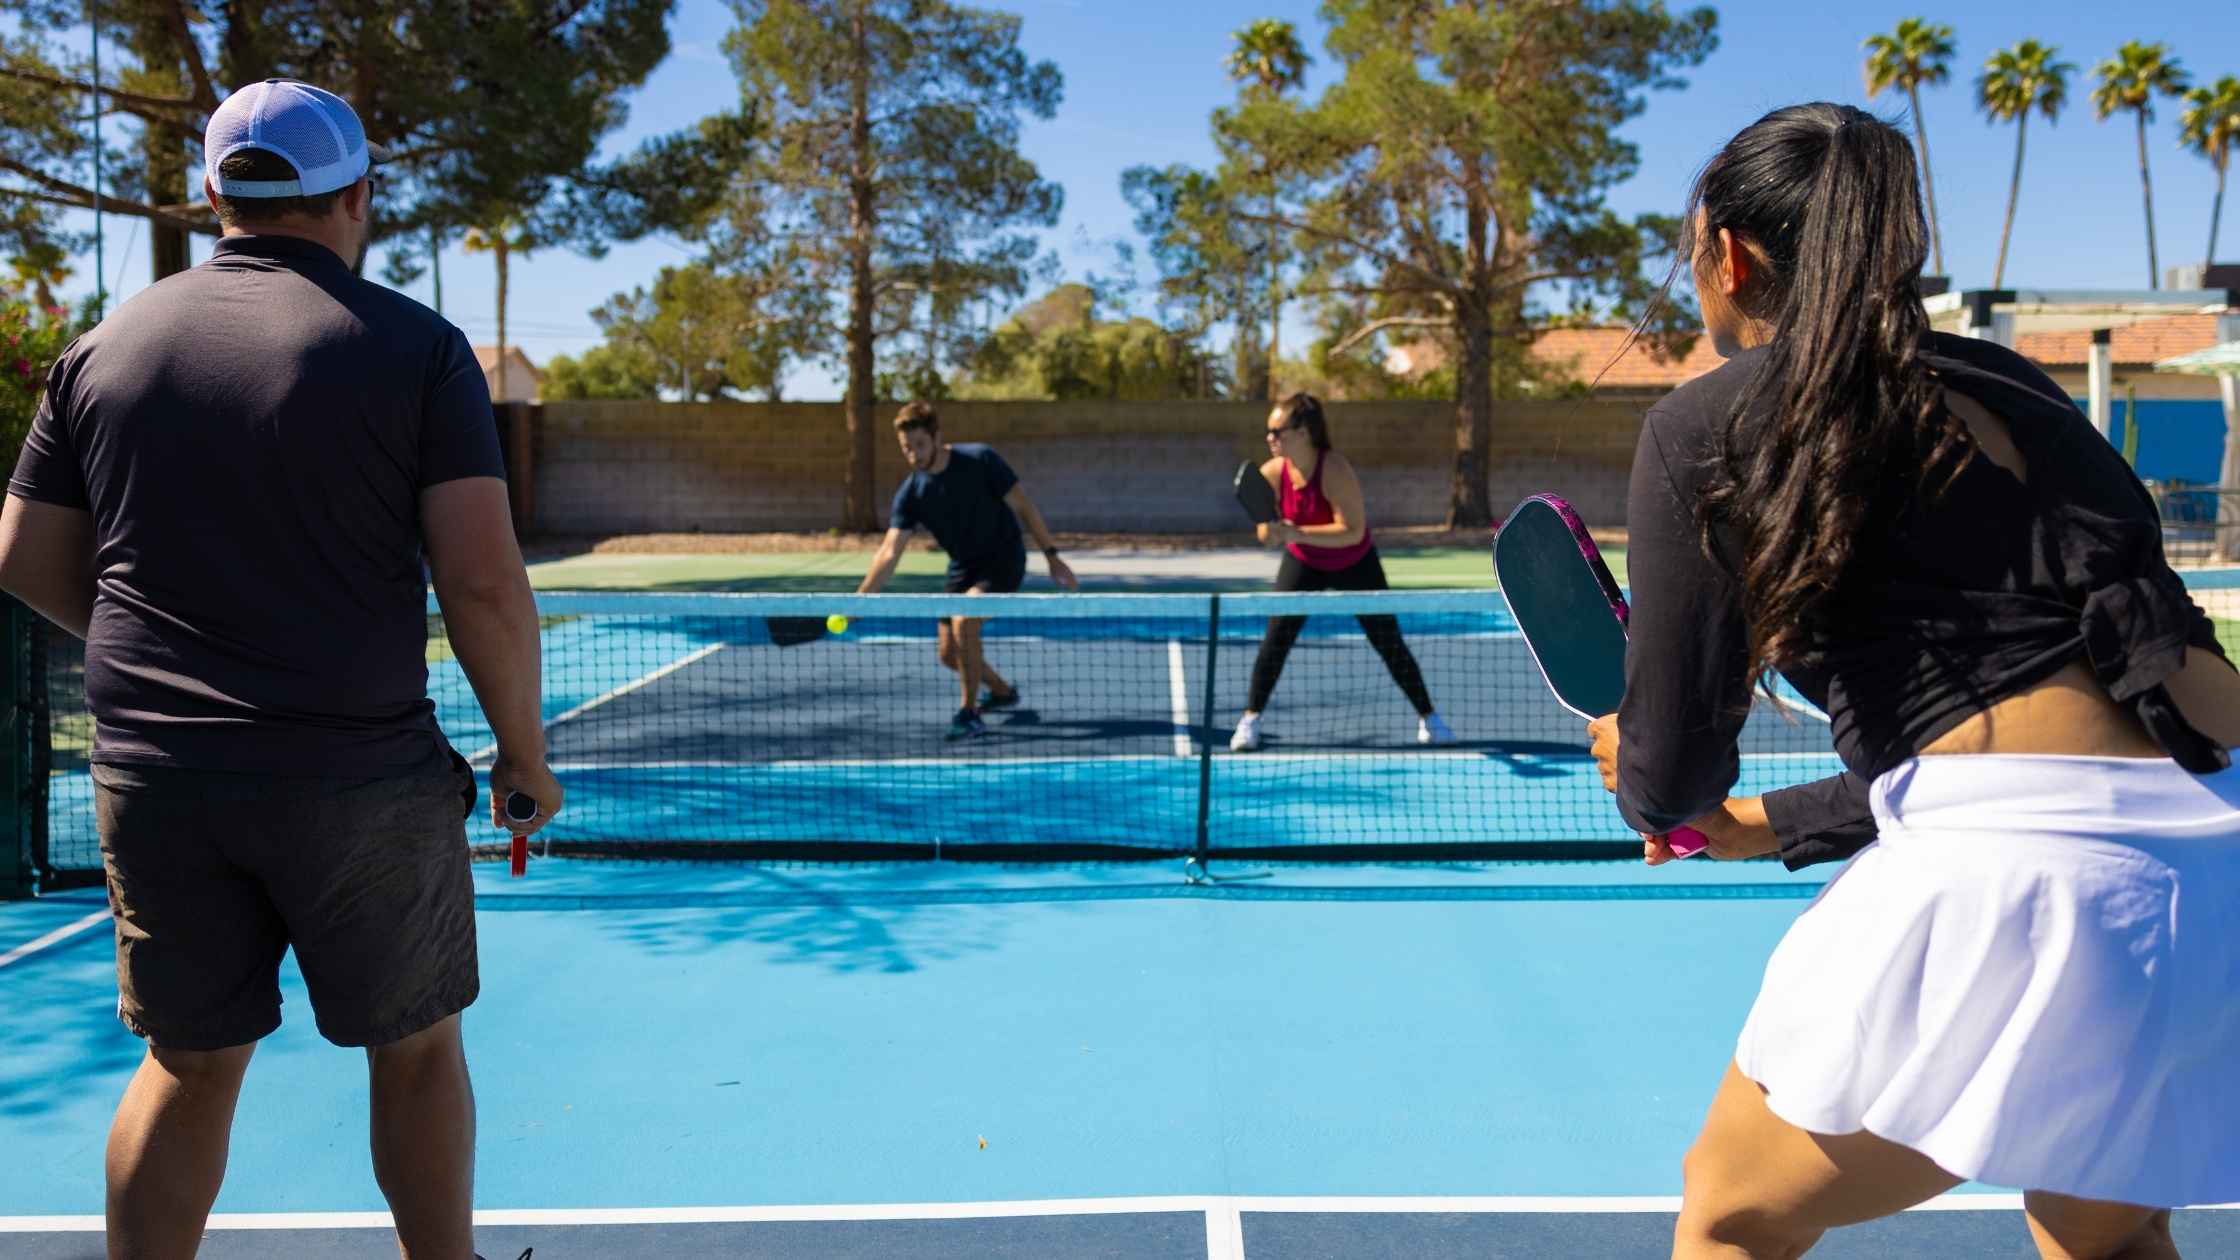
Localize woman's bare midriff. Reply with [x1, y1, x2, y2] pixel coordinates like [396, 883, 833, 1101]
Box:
[1920, 649, 2240, 759]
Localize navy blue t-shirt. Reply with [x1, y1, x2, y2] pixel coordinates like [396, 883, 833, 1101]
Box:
[888, 443, 1025, 574]
[8, 234, 505, 775]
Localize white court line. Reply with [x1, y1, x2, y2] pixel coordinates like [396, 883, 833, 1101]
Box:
[1167, 639, 1194, 757]
[9, 1193, 2231, 1232]
[1206, 1200, 1246, 1259]
[463, 642, 728, 763]
[0, 910, 110, 972]
[1761, 689, 1833, 724]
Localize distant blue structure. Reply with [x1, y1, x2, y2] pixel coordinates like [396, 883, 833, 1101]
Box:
[2078, 398, 2227, 487]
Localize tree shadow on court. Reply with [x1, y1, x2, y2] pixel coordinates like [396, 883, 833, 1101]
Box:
[582, 865, 1123, 978]
[0, 916, 145, 1122]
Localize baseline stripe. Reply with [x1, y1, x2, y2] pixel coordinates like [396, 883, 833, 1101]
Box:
[12, 1192, 2227, 1232]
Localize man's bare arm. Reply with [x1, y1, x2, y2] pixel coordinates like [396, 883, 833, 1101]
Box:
[0, 495, 95, 638]
[858, 528, 911, 595]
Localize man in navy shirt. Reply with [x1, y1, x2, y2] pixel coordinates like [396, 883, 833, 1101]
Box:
[857, 402, 1077, 739]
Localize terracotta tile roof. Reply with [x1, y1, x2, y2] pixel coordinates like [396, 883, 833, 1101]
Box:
[1386, 327, 1725, 391]
[1527, 327, 1726, 389]
[2014, 314, 2225, 368]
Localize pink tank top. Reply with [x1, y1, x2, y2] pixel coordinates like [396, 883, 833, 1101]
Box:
[1279, 453, 1375, 571]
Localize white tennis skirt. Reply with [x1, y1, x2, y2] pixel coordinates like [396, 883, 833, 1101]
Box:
[1734, 754, 2240, 1207]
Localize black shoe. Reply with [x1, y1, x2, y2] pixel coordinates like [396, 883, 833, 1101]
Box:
[980, 686, 1021, 710]
[946, 708, 987, 740]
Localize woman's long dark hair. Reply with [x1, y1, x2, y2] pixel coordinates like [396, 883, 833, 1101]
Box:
[1687, 102, 1966, 685]
[1274, 392, 1331, 452]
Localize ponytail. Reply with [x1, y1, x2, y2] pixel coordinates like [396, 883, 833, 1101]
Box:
[1686, 103, 1965, 684]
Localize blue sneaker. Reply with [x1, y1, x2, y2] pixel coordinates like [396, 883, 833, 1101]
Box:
[980, 686, 1022, 710]
[946, 708, 987, 741]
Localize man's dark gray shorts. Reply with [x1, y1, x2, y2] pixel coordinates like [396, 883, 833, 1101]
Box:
[94, 747, 479, 1049]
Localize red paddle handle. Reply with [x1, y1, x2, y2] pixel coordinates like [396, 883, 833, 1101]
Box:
[1665, 826, 1709, 858]
[509, 833, 527, 877]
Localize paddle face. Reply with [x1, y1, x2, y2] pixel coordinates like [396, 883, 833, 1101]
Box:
[1494, 495, 1630, 720]
[1495, 494, 1706, 859]
[764, 616, 830, 649]
[1232, 460, 1279, 525]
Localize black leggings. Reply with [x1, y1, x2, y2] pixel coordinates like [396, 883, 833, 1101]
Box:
[1245, 548, 1435, 716]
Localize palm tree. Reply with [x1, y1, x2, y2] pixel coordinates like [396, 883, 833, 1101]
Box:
[2092, 42, 2191, 288]
[1226, 18, 1310, 400]
[462, 219, 538, 400]
[1225, 18, 1310, 97]
[1978, 41, 2075, 289]
[1863, 19, 1957, 277]
[2180, 76, 2240, 271]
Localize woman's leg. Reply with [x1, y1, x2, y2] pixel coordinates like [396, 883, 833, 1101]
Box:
[1243, 551, 1320, 716]
[1326, 550, 1436, 716]
[1355, 613, 1435, 716]
[2023, 1193, 2179, 1260]
[1244, 616, 1307, 713]
[1673, 1061, 1961, 1259]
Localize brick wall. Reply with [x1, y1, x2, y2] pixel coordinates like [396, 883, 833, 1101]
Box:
[525, 398, 1650, 534]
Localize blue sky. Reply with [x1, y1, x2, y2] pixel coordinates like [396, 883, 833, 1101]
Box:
[43, 0, 2240, 398]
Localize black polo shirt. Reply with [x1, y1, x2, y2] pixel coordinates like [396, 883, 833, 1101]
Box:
[8, 234, 505, 775]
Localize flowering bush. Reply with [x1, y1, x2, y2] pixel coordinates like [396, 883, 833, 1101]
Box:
[1, 300, 77, 465]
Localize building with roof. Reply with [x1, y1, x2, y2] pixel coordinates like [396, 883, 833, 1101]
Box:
[1383, 327, 1724, 399]
[476, 345, 544, 404]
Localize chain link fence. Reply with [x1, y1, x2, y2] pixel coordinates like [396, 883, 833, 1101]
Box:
[2147, 483, 2240, 565]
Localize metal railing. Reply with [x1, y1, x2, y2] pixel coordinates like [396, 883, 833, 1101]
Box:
[2147, 483, 2240, 564]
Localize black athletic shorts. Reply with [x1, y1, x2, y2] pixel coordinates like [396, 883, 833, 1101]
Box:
[943, 546, 1027, 595]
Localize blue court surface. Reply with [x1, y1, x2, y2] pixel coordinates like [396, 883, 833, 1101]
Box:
[7, 577, 2238, 1255]
[7, 861, 2238, 1257]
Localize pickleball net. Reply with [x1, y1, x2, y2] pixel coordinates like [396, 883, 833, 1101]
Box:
[25, 590, 1843, 884]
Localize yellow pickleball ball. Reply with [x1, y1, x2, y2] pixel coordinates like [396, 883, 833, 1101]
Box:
[826, 614, 850, 635]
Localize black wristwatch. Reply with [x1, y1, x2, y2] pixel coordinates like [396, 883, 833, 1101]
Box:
[1043, 547, 1061, 563]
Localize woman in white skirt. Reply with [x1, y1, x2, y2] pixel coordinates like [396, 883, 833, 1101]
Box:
[1589, 102, 2240, 1259]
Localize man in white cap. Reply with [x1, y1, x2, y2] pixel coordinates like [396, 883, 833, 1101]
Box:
[0, 78, 554, 1260]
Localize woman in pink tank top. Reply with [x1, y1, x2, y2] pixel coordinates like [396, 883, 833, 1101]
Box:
[1229, 394, 1456, 752]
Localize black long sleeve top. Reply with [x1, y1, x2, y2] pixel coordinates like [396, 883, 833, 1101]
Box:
[1618, 332, 2229, 870]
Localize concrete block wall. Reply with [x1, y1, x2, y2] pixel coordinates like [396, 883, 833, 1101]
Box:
[526, 398, 1650, 534]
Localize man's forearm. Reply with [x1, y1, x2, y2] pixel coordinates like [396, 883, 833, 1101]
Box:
[857, 548, 901, 594]
[435, 573, 544, 759]
[6, 575, 93, 640]
[0, 497, 96, 638]
[1016, 498, 1059, 553]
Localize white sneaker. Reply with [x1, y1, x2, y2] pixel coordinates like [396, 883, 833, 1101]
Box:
[1418, 713, 1456, 746]
[1229, 713, 1263, 752]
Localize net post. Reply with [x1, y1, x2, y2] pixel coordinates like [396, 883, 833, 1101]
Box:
[1, 597, 41, 898]
[1193, 594, 1220, 871]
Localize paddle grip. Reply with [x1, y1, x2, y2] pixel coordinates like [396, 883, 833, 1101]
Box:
[505, 793, 537, 878]
[1665, 826, 1709, 859]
